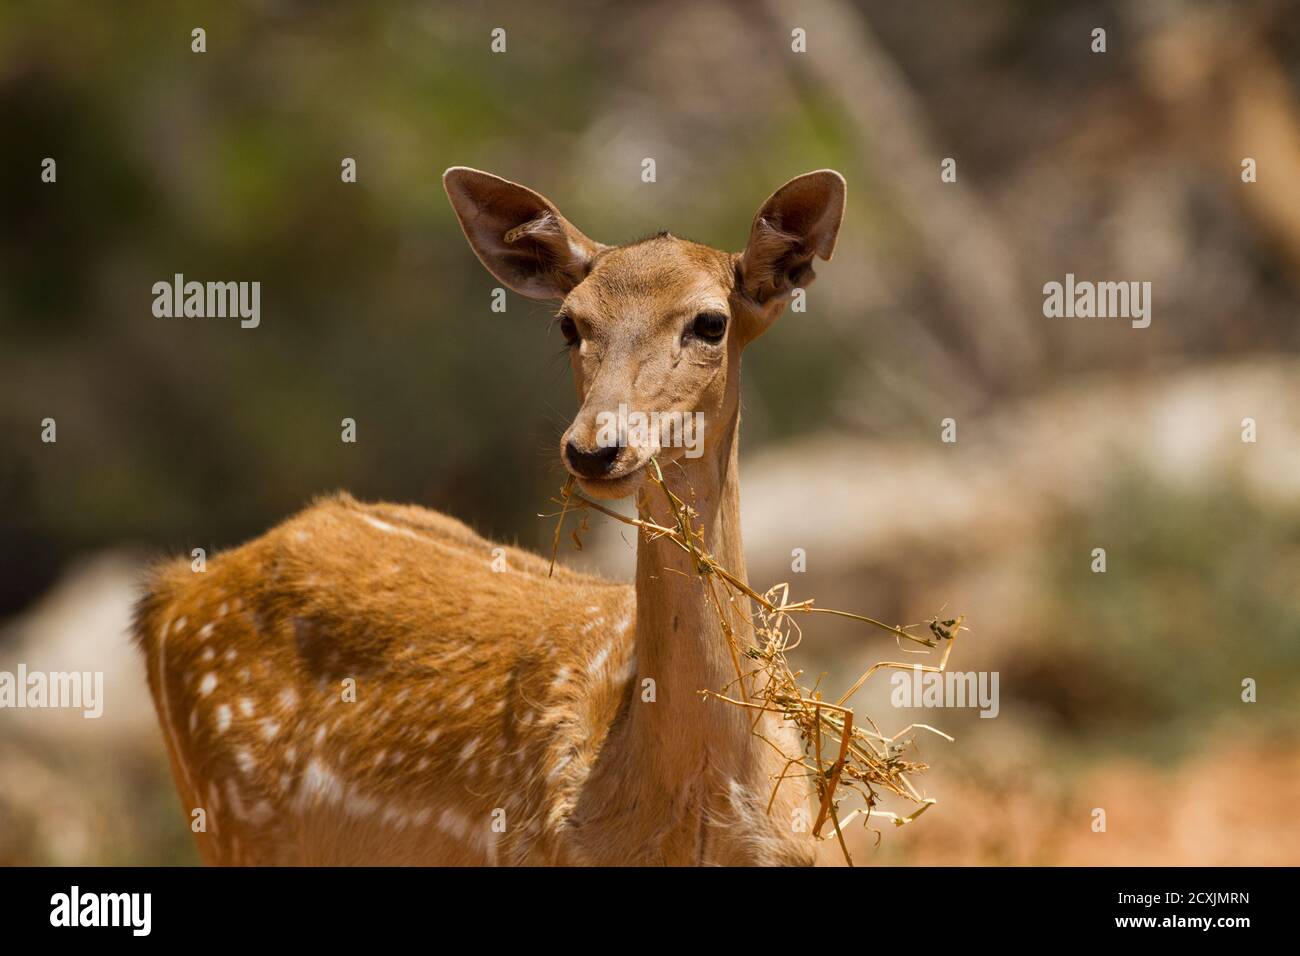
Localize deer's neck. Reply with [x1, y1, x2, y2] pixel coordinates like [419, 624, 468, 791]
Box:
[625, 410, 767, 785]
[572, 407, 812, 864]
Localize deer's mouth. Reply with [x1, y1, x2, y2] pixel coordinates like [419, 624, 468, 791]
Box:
[573, 463, 647, 500]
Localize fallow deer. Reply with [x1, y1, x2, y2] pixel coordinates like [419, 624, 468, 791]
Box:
[134, 166, 846, 865]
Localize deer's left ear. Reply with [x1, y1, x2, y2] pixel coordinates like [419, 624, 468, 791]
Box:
[737, 170, 845, 319]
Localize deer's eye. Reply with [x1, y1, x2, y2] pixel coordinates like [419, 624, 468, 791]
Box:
[558, 315, 580, 346]
[690, 311, 728, 343]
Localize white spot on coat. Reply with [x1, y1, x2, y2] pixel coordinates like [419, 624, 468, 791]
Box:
[548, 752, 573, 780]
[587, 643, 612, 676]
[297, 759, 343, 810]
[358, 514, 424, 540]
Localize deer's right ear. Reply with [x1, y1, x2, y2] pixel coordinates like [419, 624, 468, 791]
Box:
[443, 167, 605, 300]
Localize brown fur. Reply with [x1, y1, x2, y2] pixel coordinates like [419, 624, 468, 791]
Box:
[134, 167, 846, 865]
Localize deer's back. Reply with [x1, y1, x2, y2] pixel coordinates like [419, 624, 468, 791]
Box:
[133, 492, 637, 864]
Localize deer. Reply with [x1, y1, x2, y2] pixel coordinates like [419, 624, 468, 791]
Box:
[133, 165, 846, 865]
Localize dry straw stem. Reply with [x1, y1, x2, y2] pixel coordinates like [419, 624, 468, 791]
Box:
[544, 460, 965, 866]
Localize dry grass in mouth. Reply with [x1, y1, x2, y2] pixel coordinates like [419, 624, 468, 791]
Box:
[545, 460, 965, 866]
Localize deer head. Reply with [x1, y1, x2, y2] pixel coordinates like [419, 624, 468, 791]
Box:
[443, 166, 845, 501]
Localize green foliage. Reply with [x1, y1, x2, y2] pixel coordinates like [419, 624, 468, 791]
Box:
[1026, 468, 1300, 758]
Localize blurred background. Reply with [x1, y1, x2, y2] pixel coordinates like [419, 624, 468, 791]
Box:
[2, 0, 1298, 865]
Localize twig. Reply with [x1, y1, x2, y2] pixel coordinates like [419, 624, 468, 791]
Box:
[546, 459, 965, 864]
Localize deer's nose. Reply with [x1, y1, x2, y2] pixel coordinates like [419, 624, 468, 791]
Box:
[565, 440, 621, 479]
